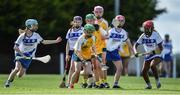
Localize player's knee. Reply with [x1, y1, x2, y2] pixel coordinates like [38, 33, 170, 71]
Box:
[116, 67, 122, 73]
[14, 68, 20, 72]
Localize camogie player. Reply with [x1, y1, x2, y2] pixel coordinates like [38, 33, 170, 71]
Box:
[106, 15, 134, 88]
[93, 6, 110, 88]
[85, 14, 108, 88]
[65, 16, 83, 87]
[69, 24, 96, 88]
[119, 33, 131, 76]
[4, 19, 62, 88]
[133, 20, 163, 89]
[160, 34, 173, 78]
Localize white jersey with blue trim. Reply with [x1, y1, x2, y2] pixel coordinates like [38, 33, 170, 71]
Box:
[14, 32, 43, 57]
[137, 31, 163, 53]
[162, 40, 172, 55]
[66, 27, 83, 50]
[106, 28, 128, 51]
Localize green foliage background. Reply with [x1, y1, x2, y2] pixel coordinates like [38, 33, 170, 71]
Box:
[0, 0, 165, 39]
[0, 0, 166, 74]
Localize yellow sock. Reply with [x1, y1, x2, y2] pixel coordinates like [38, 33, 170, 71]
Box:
[83, 79, 87, 84]
[101, 79, 105, 83]
[104, 79, 107, 83]
[95, 81, 100, 86]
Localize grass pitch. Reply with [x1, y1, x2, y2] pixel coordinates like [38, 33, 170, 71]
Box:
[0, 74, 179, 95]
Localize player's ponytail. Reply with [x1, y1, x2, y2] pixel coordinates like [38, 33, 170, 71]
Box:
[18, 28, 25, 35]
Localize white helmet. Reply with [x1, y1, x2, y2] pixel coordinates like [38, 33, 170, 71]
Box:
[115, 15, 125, 27]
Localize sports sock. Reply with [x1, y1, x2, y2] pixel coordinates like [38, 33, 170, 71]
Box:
[114, 81, 118, 86]
[147, 82, 152, 87]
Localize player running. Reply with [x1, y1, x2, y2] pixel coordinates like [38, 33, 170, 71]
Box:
[65, 16, 83, 87]
[106, 15, 134, 88]
[4, 19, 62, 88]
[133, 20, 163, 89]
[69, 24, 96, 88]
[93, 6, 110, 88]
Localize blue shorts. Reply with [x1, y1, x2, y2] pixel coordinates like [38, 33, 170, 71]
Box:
[72, 53, 91, 63]
[163, 53, 172, 62]
[68, 50, 74, 57]
[14, 49, 35, 69]
[145, 54, 162, 61]
[106, 49, 121, 61]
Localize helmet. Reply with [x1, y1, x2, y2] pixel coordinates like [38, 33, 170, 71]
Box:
[25, 19, 38, 28]
[142, 20, 154, 35]
[73, 16, 82, 21]
[86, 14, 96, 20]
[84, 24, 95, 34]
[73, 16, 82, 27]
[142, 20, 154, 30]
[115, 15, 125, 27]
[93, 6, 104, 19]
[94, 6, 104, 12]
[165, 34, 169, 40]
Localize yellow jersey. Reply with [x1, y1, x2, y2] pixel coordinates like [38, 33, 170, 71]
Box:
[93, 29, 105, 54]
[96, 18, 108, 31]
[96, 18, 108, 49]
[74, 34, 95, 60]
[119, 42, 131, 57]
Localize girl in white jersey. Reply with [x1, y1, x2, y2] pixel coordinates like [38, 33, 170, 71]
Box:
[5, 19, 62, 88]
[160, 34, 173, 78]
[65, 16, 83, 87]
[133, 20, 163, 89]
[106, 15, 134, 88]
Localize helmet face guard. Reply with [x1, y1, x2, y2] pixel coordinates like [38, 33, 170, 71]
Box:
[73, 16, 82, 27]
[93, 6, 104, 19]
[84, 24, 95, 37]
[142, 20, 154, 35]
[85, 14, 96, 24]
[115, 15, 125, 28]
[84, 30, 93, 36]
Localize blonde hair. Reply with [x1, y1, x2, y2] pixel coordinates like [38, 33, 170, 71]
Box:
[18, 28, 25, 35]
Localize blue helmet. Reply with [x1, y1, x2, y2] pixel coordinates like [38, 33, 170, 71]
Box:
[25, 19, 38, 28]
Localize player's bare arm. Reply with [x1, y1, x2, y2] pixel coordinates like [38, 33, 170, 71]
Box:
[41, 36, 62, 44]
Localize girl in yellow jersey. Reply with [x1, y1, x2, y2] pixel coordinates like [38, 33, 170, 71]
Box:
[119, 33, 132, 76]
[85, 13, 108, 88]
[69, 24, 96, 88]
[93, 6, 110, 88]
